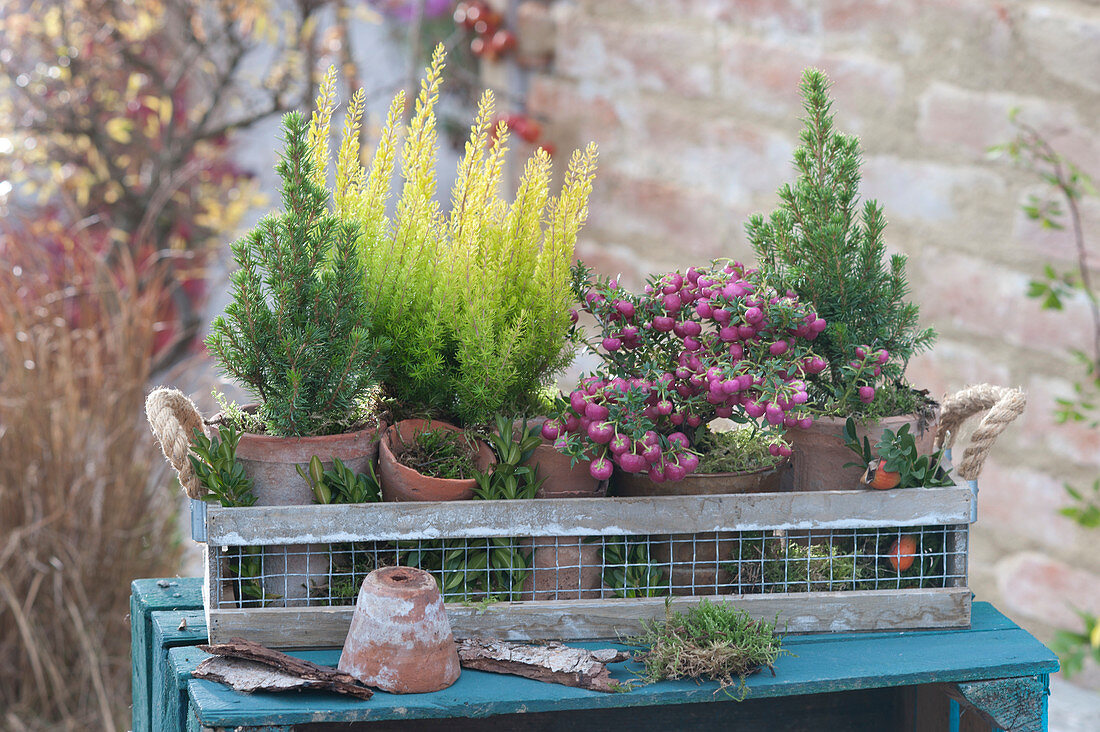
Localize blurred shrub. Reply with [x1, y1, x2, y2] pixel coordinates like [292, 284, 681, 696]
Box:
[0, 0, 347, 368]
[0, 231, 180, 729]
[0, 1, 370, 729]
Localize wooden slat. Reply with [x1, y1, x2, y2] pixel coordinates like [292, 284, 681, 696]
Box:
[207, 587, 971, 647]
[945, 524, 970, 588]
[130, 579, 204, 732]
[205, 487, 974, 545]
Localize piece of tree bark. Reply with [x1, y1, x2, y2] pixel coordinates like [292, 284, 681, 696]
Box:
[197, 637, 373, 700]
[194, 657, 333, 695]
[457, 637, 631, 693]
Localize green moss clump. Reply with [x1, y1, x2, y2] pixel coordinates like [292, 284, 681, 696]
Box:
[628, 599, 788, 700]
[756, 541, 863, 593]
[696, 427, 784, 474]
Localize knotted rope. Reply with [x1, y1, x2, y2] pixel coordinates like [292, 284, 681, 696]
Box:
[145, 387, 208, 499]
[935, 384, 1026, 481]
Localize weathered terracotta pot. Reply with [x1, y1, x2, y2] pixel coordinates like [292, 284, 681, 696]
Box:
[613, 463, 786, 595]
[515, 417, 605, 499]
[379, 419, 495, 502]
[785, 412, 938, 493]
[338, 566, 460, 694]
[504, 419, 604, 600]
[236, 424, 384, 505]
[221, 417, 385, 606]
[612, 463, 784, 497]
[520, 535, 604, 601]
[527, 444, 606, 499]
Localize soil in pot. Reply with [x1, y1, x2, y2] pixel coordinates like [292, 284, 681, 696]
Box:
[215, 414, 386, 606]
[612, 463, 785, 596]
[379, 419, 495, 502]
[785, 410, 938, 493]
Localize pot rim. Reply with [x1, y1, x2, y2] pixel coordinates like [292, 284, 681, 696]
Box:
[382, 418, 495, 484]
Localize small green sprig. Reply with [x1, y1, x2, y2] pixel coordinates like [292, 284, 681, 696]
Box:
[1052, 609, 1100, 678]
[296, 456, 382, 504]
[472, 416, 547, 500]
[842, 418, 953, 489]
[188, 425, 255, 507]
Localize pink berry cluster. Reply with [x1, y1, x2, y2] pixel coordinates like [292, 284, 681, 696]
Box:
[843, 345, 891, 404]
[549, 261, 827, 482]
[540, 378, 696, 482]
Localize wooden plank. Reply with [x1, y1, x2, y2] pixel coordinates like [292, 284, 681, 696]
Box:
[151, 610, 208, 732]
[168, 646, 213, 732]
[206, 487, 974, 545]
[182, 603, 1058, 729]
[293, 687, 908, 731]
[207, 587, 971, 647]
[129, 578, 203, 732]
[942, 675, 1050, 732]
[946, 524, 969, 588]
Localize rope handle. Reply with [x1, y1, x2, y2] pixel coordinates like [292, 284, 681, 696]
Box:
[934, 384, 1026, 481]
[145, 387, 209, 499]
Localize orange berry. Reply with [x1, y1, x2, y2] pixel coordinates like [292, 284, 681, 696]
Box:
[888, 535, 918, 572]
[861, 460, 900, 490]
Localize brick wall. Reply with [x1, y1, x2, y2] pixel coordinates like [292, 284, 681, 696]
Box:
[504, 0, 1100, 681]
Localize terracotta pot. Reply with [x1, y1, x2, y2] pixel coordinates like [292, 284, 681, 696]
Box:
[236, 424, 384, 505]
[513, 417, 605, 499]
[612, 463, 784, 497]
[338, 566, 461, 694]
[379, 419, 495, 502]
[497, 418, 603, 600]
[226, 420, 385, 606]
[613, 463, 786, 596]
[785, 412, 938, 493]
[520, 536, 603, 601]
[528, 444, 607, 498]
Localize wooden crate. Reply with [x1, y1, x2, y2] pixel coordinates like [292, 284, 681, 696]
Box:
[195, 485, 974, 648]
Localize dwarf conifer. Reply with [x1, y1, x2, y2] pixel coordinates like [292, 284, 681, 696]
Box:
[748, 69, 935, 416]
[206, 111, 385, 436]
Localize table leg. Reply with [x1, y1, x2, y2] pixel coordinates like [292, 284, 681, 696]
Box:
[943, 674, 1050, 732]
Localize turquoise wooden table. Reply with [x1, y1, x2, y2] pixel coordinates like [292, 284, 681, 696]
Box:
[132, 578, 1058, 731]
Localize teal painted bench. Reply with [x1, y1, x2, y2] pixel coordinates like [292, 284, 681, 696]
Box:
[132, 578, 1058, 731]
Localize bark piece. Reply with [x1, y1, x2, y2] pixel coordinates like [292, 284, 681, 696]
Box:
[195, 657, 328, 694]
[457, 637, 630, 693]
[197, 637, 373, 700]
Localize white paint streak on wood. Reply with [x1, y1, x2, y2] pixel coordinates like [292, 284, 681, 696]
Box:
[205, 487, 974, 545]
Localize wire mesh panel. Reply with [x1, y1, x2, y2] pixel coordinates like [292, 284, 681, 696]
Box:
[208, 525, 968, 608]
[200, 489, 975, 642]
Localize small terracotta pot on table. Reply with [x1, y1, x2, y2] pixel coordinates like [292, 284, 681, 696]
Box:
[338, 565, 461, 694]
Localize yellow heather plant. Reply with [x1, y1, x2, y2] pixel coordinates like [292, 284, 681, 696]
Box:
[310, 47, 598, 424]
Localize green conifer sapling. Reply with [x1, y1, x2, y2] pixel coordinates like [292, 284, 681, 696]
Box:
[748, 69, 935, 418]
[206, 111, 386, 436]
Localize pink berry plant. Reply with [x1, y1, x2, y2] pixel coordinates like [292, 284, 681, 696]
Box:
[544, 260, 824, 482]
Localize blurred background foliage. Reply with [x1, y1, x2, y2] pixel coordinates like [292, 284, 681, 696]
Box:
[0, 0, 434, 728]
